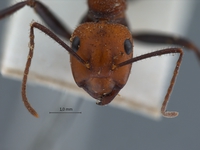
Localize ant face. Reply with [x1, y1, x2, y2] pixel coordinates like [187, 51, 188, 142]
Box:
[70, 21, 133, 105]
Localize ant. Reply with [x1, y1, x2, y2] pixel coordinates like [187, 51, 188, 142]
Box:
[0, 0, 200, 118]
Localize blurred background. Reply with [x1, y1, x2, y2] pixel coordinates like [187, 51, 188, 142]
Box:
[0, 0, 200, 150]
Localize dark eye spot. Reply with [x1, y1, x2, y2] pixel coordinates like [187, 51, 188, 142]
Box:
[124, 39, 133, 55]
[72, 37, 80, 52]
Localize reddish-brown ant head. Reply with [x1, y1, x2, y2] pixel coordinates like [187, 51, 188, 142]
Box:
[70, 21, 133, 105]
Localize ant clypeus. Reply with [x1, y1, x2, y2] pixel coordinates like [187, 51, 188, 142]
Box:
[0, 0, 200, 118]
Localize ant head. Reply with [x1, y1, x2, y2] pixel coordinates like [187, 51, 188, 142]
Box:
[70, 21, 133, 105]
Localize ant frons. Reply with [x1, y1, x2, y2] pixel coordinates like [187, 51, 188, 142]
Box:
[0, 0, 200, 118]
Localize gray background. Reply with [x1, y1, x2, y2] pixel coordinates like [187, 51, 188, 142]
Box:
[0, 0, 200, 150]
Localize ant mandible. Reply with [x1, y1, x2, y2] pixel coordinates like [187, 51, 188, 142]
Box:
[0, 0, 200, 118]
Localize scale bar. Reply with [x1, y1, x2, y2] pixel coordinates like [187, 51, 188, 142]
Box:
[49, 111, 82, 114]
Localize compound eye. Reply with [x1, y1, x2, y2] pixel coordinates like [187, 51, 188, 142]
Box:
[72, 36, 80, 52]
[124, 39, 133, 55]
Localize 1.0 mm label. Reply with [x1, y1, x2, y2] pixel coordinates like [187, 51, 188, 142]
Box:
[59, 107, 73, 112]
